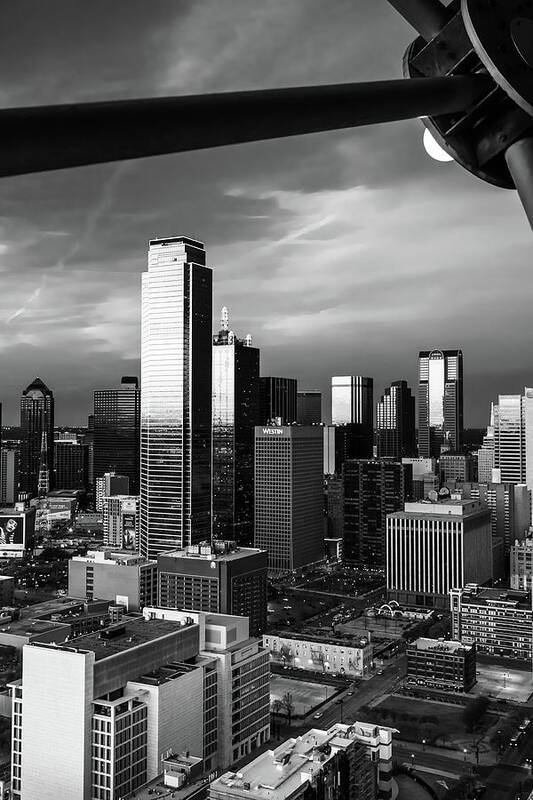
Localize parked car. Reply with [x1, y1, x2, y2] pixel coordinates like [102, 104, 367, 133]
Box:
[313, 712, 324, 720]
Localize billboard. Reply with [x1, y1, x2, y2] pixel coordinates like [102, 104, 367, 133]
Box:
[0, 514, 27, 554]
[121, 512, 136, 550]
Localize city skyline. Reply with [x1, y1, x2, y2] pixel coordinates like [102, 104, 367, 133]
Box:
[0, 1, 531, 427]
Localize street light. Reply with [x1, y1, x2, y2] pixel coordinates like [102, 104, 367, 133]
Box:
[463, 748, 468, 763]
[422, 739, 426, 752]
[503, 672, 509, 689]
[411, 754, 415, 769]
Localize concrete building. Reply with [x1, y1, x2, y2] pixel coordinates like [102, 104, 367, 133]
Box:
[68, 550, 157, 611]
[493, 393, 526, 484]
[123, 751, 209, 800]
[254, 426, 323, 574]
[96, 472, 130, 512]
[263, 630, 372, 677]
[210, 722, 396, 800]
[324, 475, 344, 540]
[440, 452, 476, 484]
[461, 481, 531, 552]
[477, 404, 495, 483]
[510, 537, 533, 590]
[406, 638, 476, 693]
[10, 615, 200, 800]
[323, 425, 336, 475]
[103, 495, 139, 550]
[451, 584, 533, 662]
[157, 540, 268, 636]
[387, 497, 492, 608]
[144, 608, 271, 770]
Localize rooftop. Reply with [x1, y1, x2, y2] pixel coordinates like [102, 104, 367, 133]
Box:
[17, 596, 110, 621]
[72, 616, 197, 661]
[457, 585, 532, 610]
[160, 540, 265, 563]
[265, 630, 371, 649]
[410, 637, 473, 655]
[0, 617, 70, 639]
[132, 660, 201, 686]
[392, 498, 487, 519]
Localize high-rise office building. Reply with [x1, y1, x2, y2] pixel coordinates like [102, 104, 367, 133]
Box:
[477, 404, 495, 483]
[387, 497, 492, 608]
[461, 481, 531, 552]
[254, 425, 323, 573]
[0, 448, 19, 505]
[331, 376, 373, 427]
[259, 377, 297, 425]
[297, 390, 322, 425]
[157, 540, 268, 636]
[93, 376, 140, 494]
[376, 380, 416, 460]
[510, 538, 533, 591]
[343, 459, 412, 565]
[493, 394, 526, 483]
[53, 440, 88, 490]
[140, 237, 212, 560]
[103, 495, 140, 550]
[212, 307, 260, 545]
[418, 350, 463, 458]
[95, 471, 130, 512]
[20, 377, 54, 497]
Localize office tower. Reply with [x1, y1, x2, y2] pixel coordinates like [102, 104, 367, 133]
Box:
[440, 452, 476, 484]
[477, 404, 495, 482]
[144, 608, 271, 770]
[461, 481, 531, 551]
[53, 440, 88, 490]
[0, 448, 19, 505]
[68, 548, 156, 611]
[254, 425, 323, 573]
[10, 615, 202, 799]
[334, 422, 374, 467]
[297, 390, 322, 424]
[323, 425, 336, 474]
[259, 377, 297, 425]
[95, 471, 130, 511]
[210, 722, 396, 800]
[493, 394, 526, 483]
[343, 460, 412, 565]
[376, 380, 416, 459]
[418, 349, 463, 458]
[157, 540, 268, 636]
[85, 414, 94, 486]
[325, 474, 344, 539]
[103, 495, 140, 549]
[387, 496, 492, 608]
[451, 584, 532, 662]
[212, 307, 260, 545]
[401, 456, 438, 500]
[140, 237, 212, 560]
[510, 537, 533, 590]
[19, 377, 54, 497]
[93, 376, 140, 494]
[331, 376, 373, 426]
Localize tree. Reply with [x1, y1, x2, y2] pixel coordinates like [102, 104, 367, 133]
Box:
[281, 692, 295, 727]
[462, 696, 489, 733]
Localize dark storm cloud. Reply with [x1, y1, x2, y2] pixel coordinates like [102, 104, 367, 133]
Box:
[0, 1, 531, 425]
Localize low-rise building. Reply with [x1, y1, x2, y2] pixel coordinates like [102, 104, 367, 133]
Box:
[510, 537, 533, 590]
[263, 631, 372, 677]
[451, 584, 533, 662]
[209, 722, 396, 800]
[406, 637, 476, 693]
[123, 751, 209, 800]
[68, 549, 157, 611]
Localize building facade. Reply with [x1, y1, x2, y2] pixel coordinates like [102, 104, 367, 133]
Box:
[263, 631, 372, 677]
[406, 637, 476, 693]
[418, 349, 463, 458]
[157, 540, 268, 636]
[376, 380, 416, 460]
[387, 498, 492, 608]
[297, 391, 322, 425]
[461, 481, 531, 552]
[93, 377, 141, 494]
[96, 472, 130, 512]
[68, 549, 157, 611]
[440, 453, 476, 484]
[343, 460, 412, 565]
[510, 537, 533, 590]
[103, 495, 139, 550]
[20, 377, 54, 497]
[140, 237, 212, 560]
[259, 377, 297, 425]
[493, 394, 526, 484]
[254, 426, 323, 573]
[0, 448, 19, 505]
[212, 308, 260, 545]
[53, 440, 89, 490]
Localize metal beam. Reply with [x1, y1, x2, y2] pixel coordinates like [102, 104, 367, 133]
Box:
[386, 0, 450, 40]
[505, 137, 533, 230]
[0, 75, 491, 178]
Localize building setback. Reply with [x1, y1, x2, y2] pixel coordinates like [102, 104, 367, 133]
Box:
[418, 349, 463, 458]
[140, 237, 212, 559]
[212, 308, 260, 545]
[93, 377, 141, 494]
[343, 460, 412, 566]
[254, 425, 323, 574]
[406, 637, 476, 693]
[157, 540, 268, 636]
[387, 498, 492, 608]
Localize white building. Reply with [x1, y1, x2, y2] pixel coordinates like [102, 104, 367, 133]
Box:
[263, 631, 372, 677]
[510, 537, 533, 590]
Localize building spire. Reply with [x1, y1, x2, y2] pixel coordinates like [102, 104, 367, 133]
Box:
[221, 306, 229, 331]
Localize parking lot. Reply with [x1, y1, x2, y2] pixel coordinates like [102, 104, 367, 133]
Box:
[270, 675, 337, 717]
[471, 662, 533, 703]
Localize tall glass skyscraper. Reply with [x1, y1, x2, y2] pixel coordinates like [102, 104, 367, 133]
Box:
[297, 391, 322, 425]
[93, 376, 140, 493]
[20, 377, 54, 497]
[212, 307, 260, 545]
[140, 236, 212, 559]
[331, 376, 373, 461]
[376, 380, 416, 460]
[259, 377, 297, 425]
[418, 350, 463, 458]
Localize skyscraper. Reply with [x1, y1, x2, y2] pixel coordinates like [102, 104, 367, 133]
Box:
[254, 425, 323, 573]
[493, 394, 526, 483]
[212, 307, 260, 544]
[53, 439, 89, 490]
[376, 380, 416, 460]
[20, 377, 54, 497]
[477, 404, 495, 482]
[259, 376, 297, 425]
[297, 390, 322, 424]
[418, 349, 463, 458]
[331, 376, 373, 427]
[93, 376, 141, 494]
[140, 236, 212, 560]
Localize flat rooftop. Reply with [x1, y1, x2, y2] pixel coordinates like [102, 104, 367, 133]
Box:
[0, 618, 70, 638]
[133, 660, 201, 686]
[392, 498, 487, 519]
[73, 616, 197, 661]
[458, 586, 532, 610]
[266, 630, 370, 649]
[17, 597, 109, 621]
[160, 544, 265, 563]
[411, 637, 473, 655]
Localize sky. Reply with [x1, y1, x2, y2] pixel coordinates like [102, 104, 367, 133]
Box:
[0, 0, 531, 426]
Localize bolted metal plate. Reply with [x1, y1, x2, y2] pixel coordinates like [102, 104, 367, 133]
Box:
[462, 0, 533, 118]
